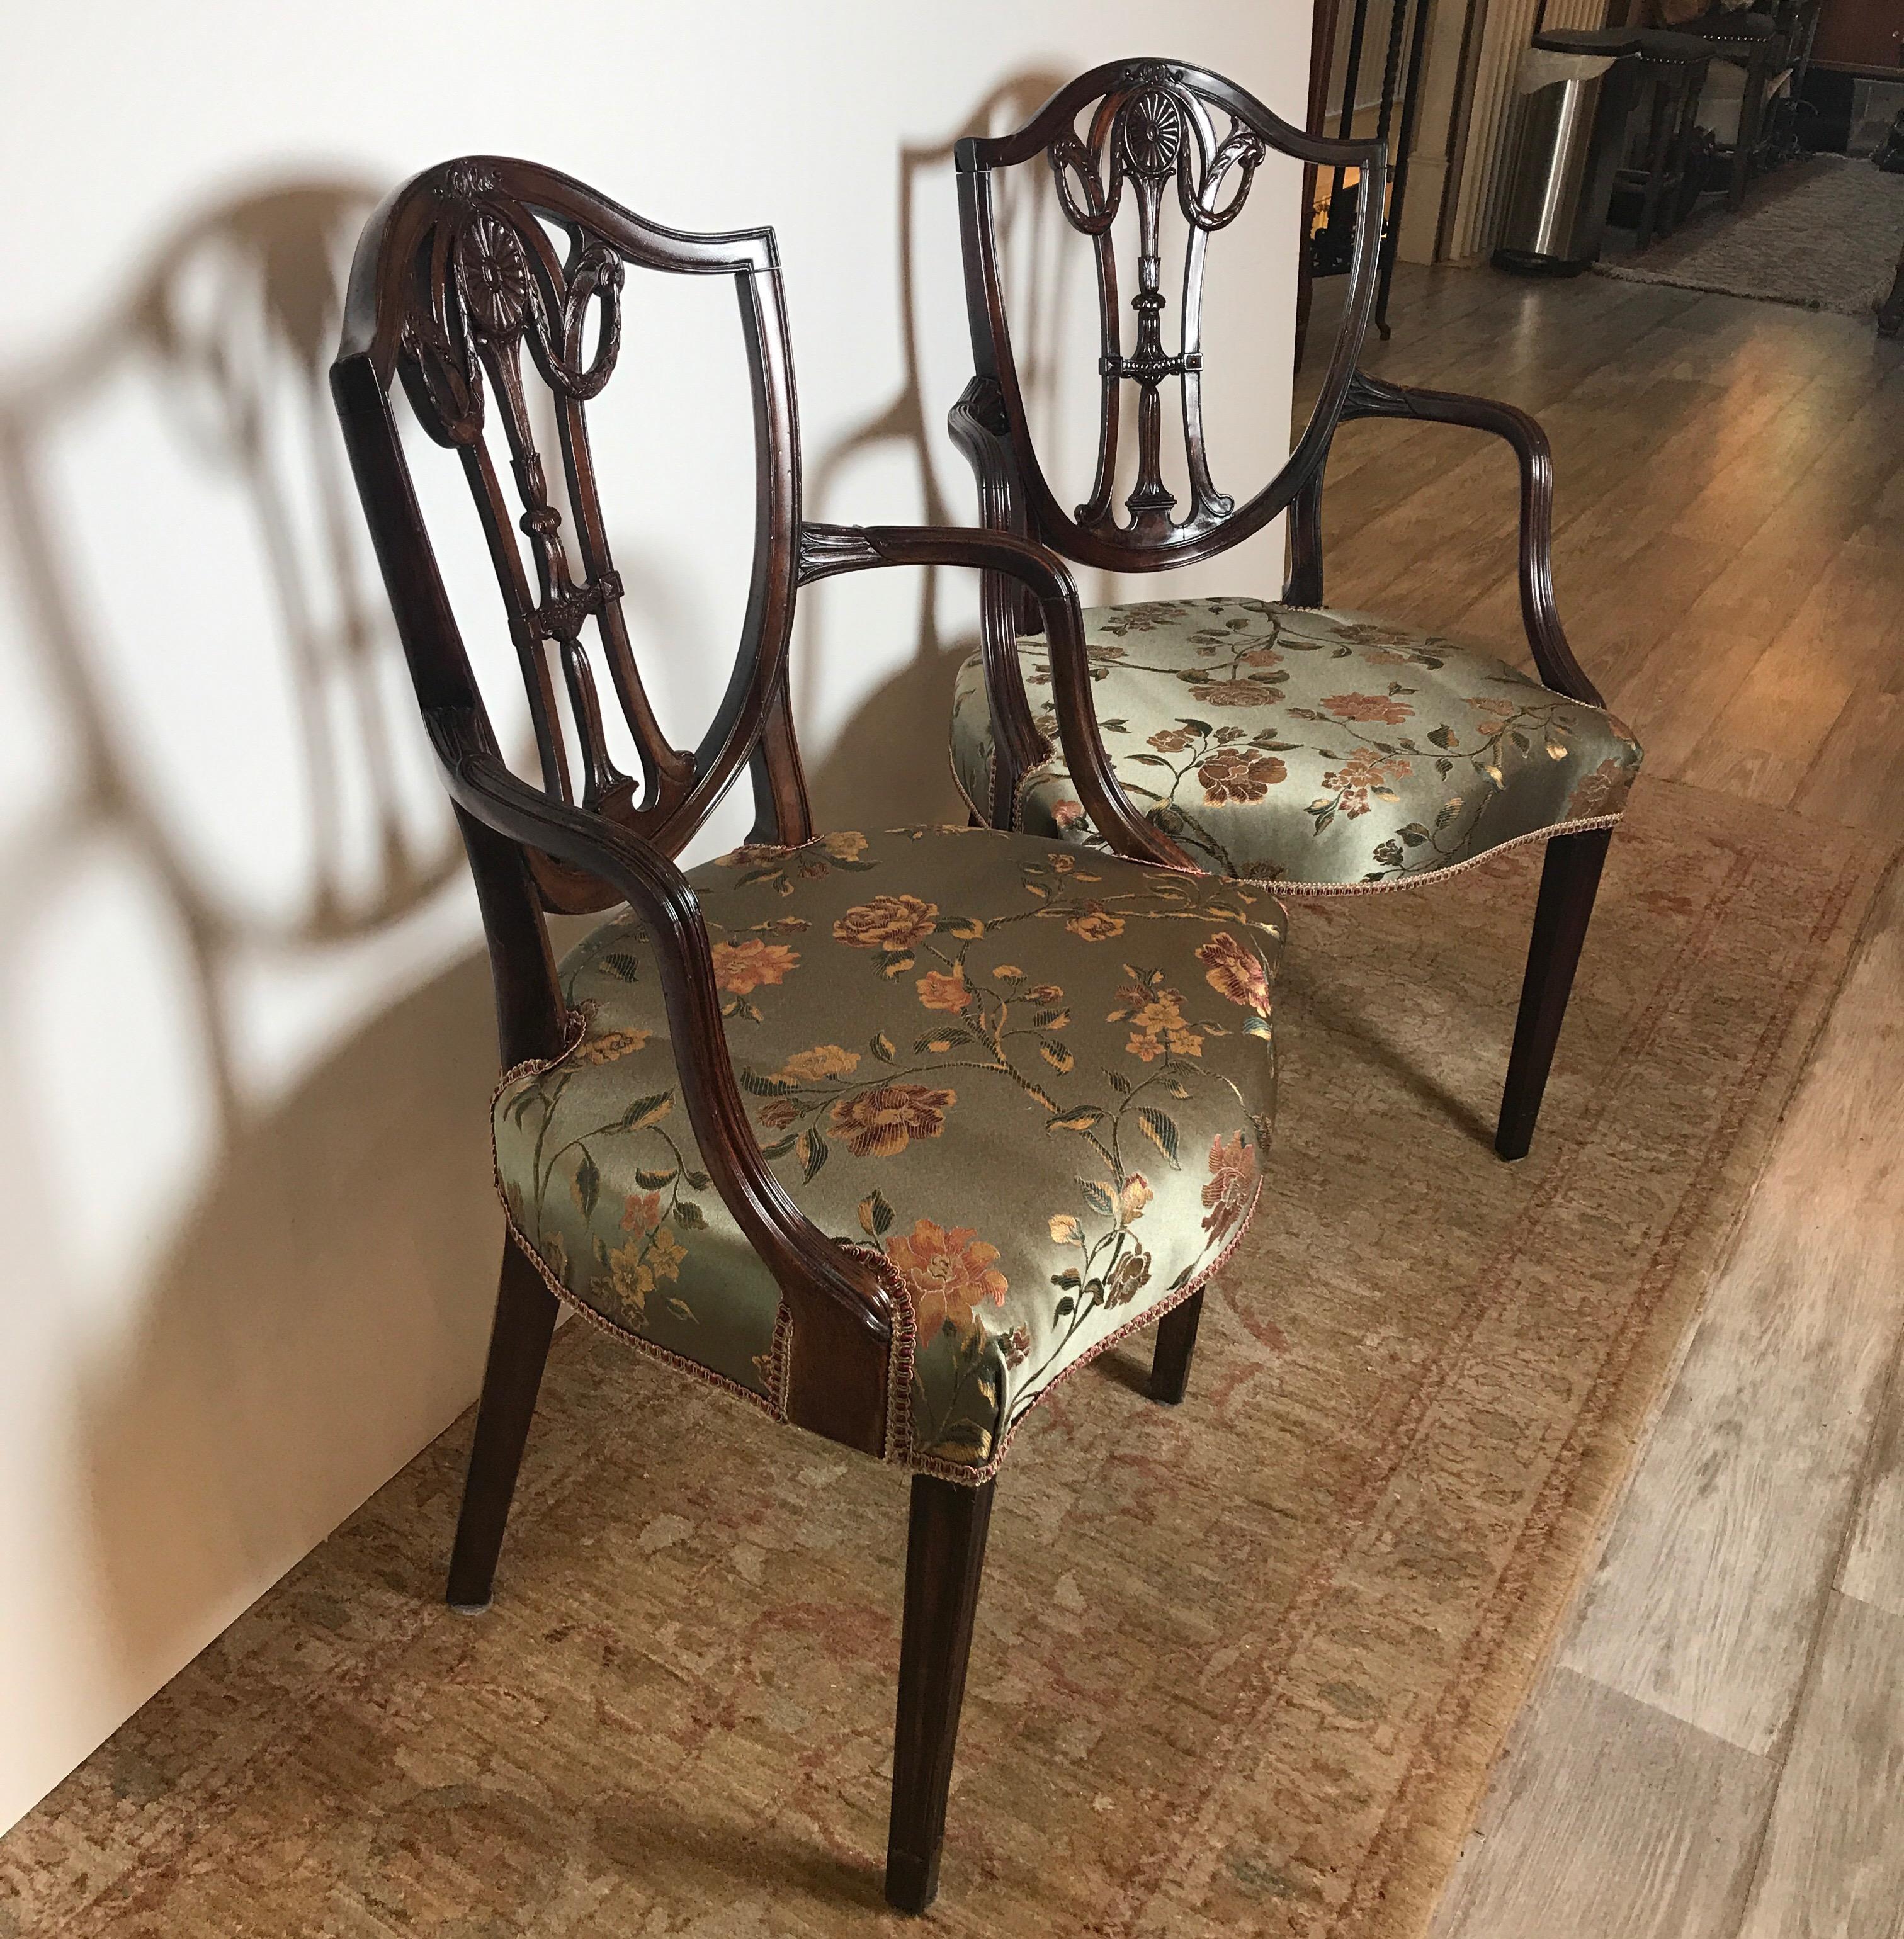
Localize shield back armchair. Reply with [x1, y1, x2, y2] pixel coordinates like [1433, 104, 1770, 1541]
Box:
[331, 156, 1284, 1913]
[946, 58, 1643, 1160]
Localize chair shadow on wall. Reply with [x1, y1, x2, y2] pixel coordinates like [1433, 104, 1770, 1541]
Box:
[0, 179, 516, 1712]
[0, 72, 1097, 1809]
[798, 70, 1072, 830]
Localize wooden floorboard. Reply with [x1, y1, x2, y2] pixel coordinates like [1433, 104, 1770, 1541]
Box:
[1735, 1595, 1904, 1939]
[1556, 862, 1904, 1755]
[1429, 1668, 1776, 1939]
[1333, 263, 1904, 1939]
[1840, 1333, 1904, 1622]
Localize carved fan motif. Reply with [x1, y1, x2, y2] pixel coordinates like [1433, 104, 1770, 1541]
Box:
[1119, 90, 1184, 175]
[456, 215, 533, 339]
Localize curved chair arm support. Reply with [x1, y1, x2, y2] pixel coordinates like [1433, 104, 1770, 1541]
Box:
[798, 517, 1196, 872]
[1335, 371, 1604, 706]
[428, 706, 898, 1457]
[946, 377, 1048, 825]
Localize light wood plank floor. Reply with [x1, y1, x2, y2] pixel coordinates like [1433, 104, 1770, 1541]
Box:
[1303, 263, 1904, 1939]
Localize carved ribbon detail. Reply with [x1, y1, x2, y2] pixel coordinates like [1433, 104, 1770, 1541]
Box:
[1045, 74, 1266, 540]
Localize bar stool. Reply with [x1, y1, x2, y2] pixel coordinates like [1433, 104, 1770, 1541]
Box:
[1617, 31, 1714, 251]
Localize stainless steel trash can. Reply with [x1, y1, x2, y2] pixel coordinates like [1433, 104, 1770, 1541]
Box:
[1493, 29, 1642, 275]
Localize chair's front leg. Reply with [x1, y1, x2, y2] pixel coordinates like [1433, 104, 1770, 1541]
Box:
[447, 1233, 561, 1612]
[1150, 1291, 1205, 1405]
[886, 1474, 996, 1914]
[1497, 827, 1614, 1162]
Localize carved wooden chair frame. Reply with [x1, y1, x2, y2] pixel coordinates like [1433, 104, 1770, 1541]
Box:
[950, 57, 1618, 1160]
[331, 155, 1211, 1914]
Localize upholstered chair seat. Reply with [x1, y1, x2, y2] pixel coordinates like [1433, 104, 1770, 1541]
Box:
[951, 597, 1643, 888]
[494, 823, 1282, 1479]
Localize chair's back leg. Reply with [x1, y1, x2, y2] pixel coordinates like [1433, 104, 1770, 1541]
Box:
[1150, 1289, 1206, 1405]
[886, 1473, 996, 1914]
[1496, 826, 1614, 1162]
[446, 1234, 561, 1612]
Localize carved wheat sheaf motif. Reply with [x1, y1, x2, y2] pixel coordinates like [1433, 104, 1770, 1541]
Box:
[1043, 74, 1267, 538]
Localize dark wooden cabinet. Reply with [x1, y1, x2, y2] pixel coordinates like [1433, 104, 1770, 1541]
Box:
[1813, 0, 1903, 71]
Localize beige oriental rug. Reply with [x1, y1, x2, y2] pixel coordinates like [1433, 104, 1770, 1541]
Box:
[3, 779, 1893, 1939]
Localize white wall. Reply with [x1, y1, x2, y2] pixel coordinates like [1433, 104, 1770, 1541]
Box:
[0, 0, 1307, 1835]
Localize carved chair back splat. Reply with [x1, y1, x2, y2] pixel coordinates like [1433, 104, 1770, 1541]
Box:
[956, 57, 1386, 576]
[333, 158, 809, 929]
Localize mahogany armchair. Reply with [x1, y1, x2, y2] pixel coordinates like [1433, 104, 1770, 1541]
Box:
[331, 157, 1283, 1913]
[946, 59, 1643, 1160]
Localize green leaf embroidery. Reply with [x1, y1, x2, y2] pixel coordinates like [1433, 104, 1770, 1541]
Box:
[572, 1150, 601, 1219]
[616, 1092, 672, 1133]
[858, 1189, 896, 1239]
[1135, 1107, 1181, 1167]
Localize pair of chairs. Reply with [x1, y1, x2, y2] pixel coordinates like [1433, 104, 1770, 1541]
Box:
[332, 57, 1641, 1915]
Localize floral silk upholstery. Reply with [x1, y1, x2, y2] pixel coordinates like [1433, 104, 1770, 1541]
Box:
[950, 598, 1644, 887]
[494, 825, 1282, 1479]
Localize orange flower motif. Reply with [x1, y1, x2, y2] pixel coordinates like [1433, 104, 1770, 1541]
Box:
[917, 968, 972, 1013]
[1567, 757, 1633, 818]
[1186, 679, 1279, 708]
[829, 1083, 955, 1156]
[1050, 799, 1087, 828]
[778, 1043, 859, 1082]
[1066, 905, 1125, 942]
[834, 894, 939, 951]
[1115, 984, 1203, 1063]
[1323, 691, 1414, 726]
[885, 1218, 1008, 1339]
[711, 937, 798, 995]
[1320, 749, 1414, 818]
[1196, 932, 1272, 1017]
[621, 1190, 663, 1235]
[1198, 748, 1288, 805]
[1201, 1132, 1257, 1240]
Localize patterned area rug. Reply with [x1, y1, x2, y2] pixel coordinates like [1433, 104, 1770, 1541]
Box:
[2, 780, 1892, 1939]
[1595, 154, 1904, 315]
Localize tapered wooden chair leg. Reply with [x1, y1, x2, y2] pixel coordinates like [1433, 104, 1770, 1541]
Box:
[446, 1235, 560, 1613]
[1495, 827, 1613, 1162]
[1150, 1289, 1204, 1405]
[885, 1474, 995, 1914]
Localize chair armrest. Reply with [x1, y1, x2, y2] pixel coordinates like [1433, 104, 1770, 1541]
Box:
[798, 517, 1196, 872]
[427, 705, 898, 1456]
[1335, 371, 1605, 707]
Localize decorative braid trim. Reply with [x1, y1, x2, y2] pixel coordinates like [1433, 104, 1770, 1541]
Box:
[904, 1177, 1267, 1489]
[837, 1241, 920, 1468]
[946, 743, 1626, 898]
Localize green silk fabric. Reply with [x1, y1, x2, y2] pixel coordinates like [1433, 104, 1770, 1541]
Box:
[951, 598, 1643, 885]
[494, 825, 1282, 1477]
